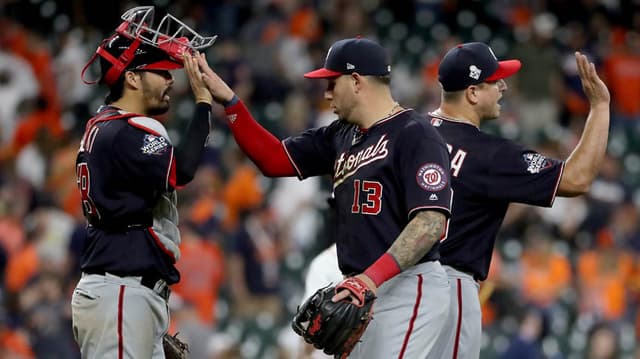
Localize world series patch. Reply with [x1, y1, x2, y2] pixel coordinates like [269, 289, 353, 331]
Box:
[523, 153, 552, 174]
[416, 163, 447, 191]
[141, 134, 169, 155]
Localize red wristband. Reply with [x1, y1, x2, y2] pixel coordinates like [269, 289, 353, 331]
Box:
[363, 253, 401, 287]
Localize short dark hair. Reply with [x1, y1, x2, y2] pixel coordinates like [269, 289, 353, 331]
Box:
[104, 76, 125, 104]
[370, 74, 391, 86]
[442, 89, 464, 102]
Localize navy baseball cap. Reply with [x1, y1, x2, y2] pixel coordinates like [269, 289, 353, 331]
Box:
[438, 42, 521, 91]
[304, 38, 391, 79]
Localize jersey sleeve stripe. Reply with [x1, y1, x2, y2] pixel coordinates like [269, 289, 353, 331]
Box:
[167, 148, 180, 190]
[407, 205, 451, 220]
[281, 140, 305, 180]
[548, 162, 565, 207]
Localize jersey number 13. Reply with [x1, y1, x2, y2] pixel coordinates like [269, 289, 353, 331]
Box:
[351, 180, 382, 215]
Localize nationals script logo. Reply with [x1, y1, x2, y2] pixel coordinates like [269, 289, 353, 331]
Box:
[333, 134, 390, 188]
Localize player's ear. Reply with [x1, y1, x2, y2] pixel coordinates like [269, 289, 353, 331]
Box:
[465, 85, 480, 105]
[350, 72, 362, 93]
[124, 70, 141, 90]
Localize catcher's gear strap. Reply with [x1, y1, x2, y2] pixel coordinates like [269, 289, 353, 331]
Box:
[80, 109, 138, 152]
[363, 252, 401, 287]
[99, 36, 143, 86]
[149, 191, 180, 262]
[80, 34, 142, 86]
[224, 99, 296, 177]
[128, 116, 171, 142]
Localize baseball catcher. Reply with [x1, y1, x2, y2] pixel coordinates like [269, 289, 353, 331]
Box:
[70, 5, 218, 359]
[292, 277, 376, 358]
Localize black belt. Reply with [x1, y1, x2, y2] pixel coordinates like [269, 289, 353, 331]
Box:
[84, 270, 170, 300]
[87, 223, 150, 232]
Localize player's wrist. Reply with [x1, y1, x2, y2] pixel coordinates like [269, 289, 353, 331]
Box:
[195, 98, 212, 105]
[221, 94, 239, 108]
[363, 253, 401, 287]
[356, 274, 377, 293]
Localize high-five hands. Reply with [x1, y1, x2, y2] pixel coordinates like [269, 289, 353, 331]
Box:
[183, 52, 213, 105]
[194, 53, 236, 105]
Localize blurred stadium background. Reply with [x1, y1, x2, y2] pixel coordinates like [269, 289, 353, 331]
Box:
[1, 0, 640, 358]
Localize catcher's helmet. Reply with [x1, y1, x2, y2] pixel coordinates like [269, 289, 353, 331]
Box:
[92, 34, 183, 86]
[82, 6, 217, 87]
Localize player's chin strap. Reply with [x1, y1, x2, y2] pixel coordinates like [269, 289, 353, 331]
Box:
[81, 34, 143, 86]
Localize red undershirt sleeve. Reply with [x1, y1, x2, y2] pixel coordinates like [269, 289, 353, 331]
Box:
[224, 99, 297, 177]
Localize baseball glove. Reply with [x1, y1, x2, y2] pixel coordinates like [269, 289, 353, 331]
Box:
[163, 332, 189, 359]
[292, 277, 375, 358]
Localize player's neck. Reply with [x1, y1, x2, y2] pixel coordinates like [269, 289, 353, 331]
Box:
[433, 105, 480, 128]
[111, 96, 146, 116]
[356, 98, 403, 129]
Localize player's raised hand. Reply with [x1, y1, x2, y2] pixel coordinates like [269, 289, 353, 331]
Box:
[194, 53, 236, 105]
[575, 51, 610, 107]
[183, 52, 213, 105]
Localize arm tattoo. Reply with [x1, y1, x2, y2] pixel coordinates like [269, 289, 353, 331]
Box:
[387, 210, 446, 270]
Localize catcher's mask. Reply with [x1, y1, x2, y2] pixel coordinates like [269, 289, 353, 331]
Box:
[81, 6, 217, 87]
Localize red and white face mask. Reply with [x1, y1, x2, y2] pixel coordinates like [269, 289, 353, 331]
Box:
[81, 5, 217, 86]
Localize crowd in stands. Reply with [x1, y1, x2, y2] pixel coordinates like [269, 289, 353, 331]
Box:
[1, 0, 640, 357]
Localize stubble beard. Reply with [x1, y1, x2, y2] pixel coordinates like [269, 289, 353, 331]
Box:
[141, 78, 170, 116]
[480, 103, 501, 122]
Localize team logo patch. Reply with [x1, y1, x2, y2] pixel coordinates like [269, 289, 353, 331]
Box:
[141, 134, 168, 155]
[523, 153, 552, 174]
[416, 163, 447, 191]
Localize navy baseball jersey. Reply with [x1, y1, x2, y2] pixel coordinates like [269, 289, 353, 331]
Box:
[284, 109, 452, 274]
[76, 106, 181, 284]
[429, 113, 564, 280]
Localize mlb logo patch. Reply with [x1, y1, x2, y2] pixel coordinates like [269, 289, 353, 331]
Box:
[468, 65, 482, 80]
[522, 153, 551, 174]
[416, 163, 448, 191]
[141, 134, 168, 155]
